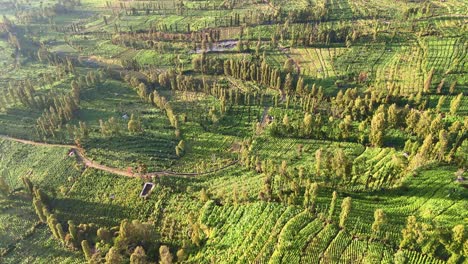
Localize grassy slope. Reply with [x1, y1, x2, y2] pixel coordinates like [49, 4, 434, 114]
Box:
[0, 141, 84, 263]
[0, 138, 466, 263]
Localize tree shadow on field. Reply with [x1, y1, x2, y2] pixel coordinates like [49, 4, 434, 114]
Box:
[84, 134, 176, 155]
[331, 165, 467, 226]
[156, 174, 206, 194]
[348, 173, 467, 203]
[51, 197, 133, 227]
[3, 226, 83, 262]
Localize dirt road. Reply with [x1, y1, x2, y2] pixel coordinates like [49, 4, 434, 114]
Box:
[0, 135, 237, 179]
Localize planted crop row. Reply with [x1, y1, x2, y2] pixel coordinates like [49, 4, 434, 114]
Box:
[269, 210, 318, 263]
[302, 224, 339, 263]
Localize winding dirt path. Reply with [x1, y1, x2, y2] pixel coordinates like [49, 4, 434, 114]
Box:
[0, 135, 237, 179]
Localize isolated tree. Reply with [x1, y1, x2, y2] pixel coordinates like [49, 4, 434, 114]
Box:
[97, 227, 112, 243]
[47, 214, 59, 239]
[424, 68, 435, 93]
[332, 148, 350, 183]
[128, 114, 142, 133]
[405, 109, 419, 133]
[328, 191, 338, 223]
[370, 112, 385, 147]
[71, 80, 80, 103]
[255, 39, 261, 55]
[434, 130, 448, 161]
[436, 96, 446, 113]
[138, 83, 148, 99]
[34, 188, 49, 204]
[283, 58, 296, 74]
[415, 111, 432, 138]
[450, 93, 463, 115]
[260, 174, 273, 201]
[280, 160, 288, 176]
[159, 245, 173, 264]
[450, 224, 465, 251]
[282, 114, 289, 127]
[276, 76, 282, 90]
[296, 77, 304, 94]
[176, 248, 187, 262]
[33, 198, 47, 222]
[130, 246, 147, 264]
[284, 73, 294, 93]
[430, 114, 443, 135]
[303, 185, 310, 208]
[200, 188, 209, 202]
[400, 215, 418, 250]
[304, 181, 319, 211]
[436, 78, 445, 94]
[371, 209, 386, 238]
[387, 104, 398, 128]
[78, 121, 89, 139]
[394, 250, 407, 264]
[68, 220, 78, 243]
[315, 148, 322, 176]
[418, 134, 433, 159]
[22, 177, 34, 194]
[175, 140, 185, 157]
[339, 115, 352, 139]
[453, 139, 468, 168]
[339, 197, 352, 229]
[55, 223, 66, 242]
[106, 246, 123, 264]
[116, 219, 132, 248]
[303, 112, 313, 136]
[81, 240, 92, 261]
[449, 81, 457, 94]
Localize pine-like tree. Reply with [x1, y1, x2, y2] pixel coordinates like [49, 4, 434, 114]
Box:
[81, 240, 92, 261]
[33, 198, 47, 222]
[424, 67, 435, 93]
[130, 246, 147, 264]
[371, 209, 386, 238]
[332, 149, 350, 184]
[283, 58, 296, 74]
[436, 96, 446, 113]
[339, 197, 352, 229]
[200, 188, 209, 202]
[97, 227, 111, 243]
[450, 93, 463, 115]
[370, 112, 385, 147]
[309, 182, 319, 212]
[387, 104, 398, 128]
[159, 245, 173, 264]
[56, 223, 66, 242]
[400, 215, 418, 250]
[315, 148, 322, 176]
[328, 191, 337, 223]
[105, 246, 123, 264]
[175, 140, 185, 157]
[176, 248, 187, 262]
[128, 114, 142, 133]
[284, 73, 294, 93]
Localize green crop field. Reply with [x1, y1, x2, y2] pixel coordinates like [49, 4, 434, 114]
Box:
[0, 0, 466, 263]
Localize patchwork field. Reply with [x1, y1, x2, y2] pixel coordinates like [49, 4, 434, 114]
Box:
[0, 0, 466, 263]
